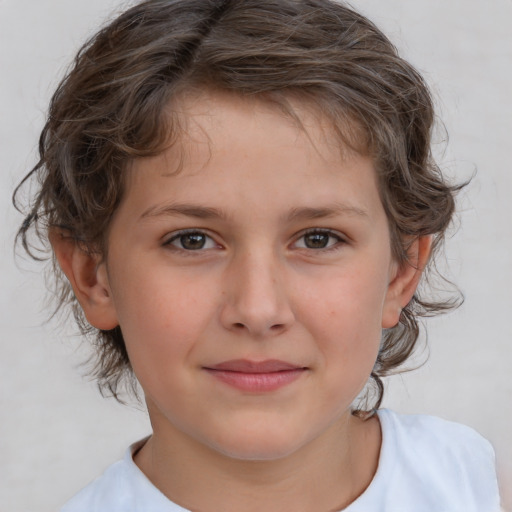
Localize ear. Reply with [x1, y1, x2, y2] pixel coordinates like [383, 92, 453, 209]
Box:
[49, 229, 119, 331]
[382, 235, 432, 329]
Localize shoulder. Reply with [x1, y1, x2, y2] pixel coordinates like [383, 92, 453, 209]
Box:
[60, 459, 132, 512]
[60, 440, 186, 512]
[379, 408, 495, 456]
[371, 409, 500, 511]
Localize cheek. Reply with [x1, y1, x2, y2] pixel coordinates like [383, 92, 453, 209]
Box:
[297, 266, 386, 367]
[109, 265, 219, 371]
[301, 266, 387, 330]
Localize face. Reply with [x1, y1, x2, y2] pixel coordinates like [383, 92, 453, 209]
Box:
[100, 92, 402, 461]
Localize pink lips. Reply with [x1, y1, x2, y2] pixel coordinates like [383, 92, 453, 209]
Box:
[203, 359, 307, 392]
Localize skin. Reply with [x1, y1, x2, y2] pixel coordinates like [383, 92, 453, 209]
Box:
[53, 92, 430, 511]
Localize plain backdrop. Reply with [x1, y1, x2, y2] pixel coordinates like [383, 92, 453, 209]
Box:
[1, 1, 511, 511]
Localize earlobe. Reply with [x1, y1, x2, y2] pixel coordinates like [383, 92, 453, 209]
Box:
[382, 236, 432, 329]
[49, 229, 119, 331]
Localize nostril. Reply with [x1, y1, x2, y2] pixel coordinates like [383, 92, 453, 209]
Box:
[231, 322, 284, 332]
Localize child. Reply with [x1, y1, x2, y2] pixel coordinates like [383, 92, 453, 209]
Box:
[14, 0, 501, 510]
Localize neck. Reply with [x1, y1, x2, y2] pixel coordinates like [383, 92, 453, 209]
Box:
[135, 409, 381, 512]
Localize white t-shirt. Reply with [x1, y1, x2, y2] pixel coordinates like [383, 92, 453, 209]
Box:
[61, 409, 501, 512]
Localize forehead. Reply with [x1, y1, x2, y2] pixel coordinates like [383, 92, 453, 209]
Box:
[121, 91, 383, 221]
[130, 90, 371, 176]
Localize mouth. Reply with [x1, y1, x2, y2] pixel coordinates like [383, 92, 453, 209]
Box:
[203, 359, 308, 392]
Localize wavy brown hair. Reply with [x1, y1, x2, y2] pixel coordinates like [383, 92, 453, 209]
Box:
[14, 0, 461, 413]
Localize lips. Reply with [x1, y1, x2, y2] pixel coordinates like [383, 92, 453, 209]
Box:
[203, 359, 307, 392]
[208, 359, 303, 373]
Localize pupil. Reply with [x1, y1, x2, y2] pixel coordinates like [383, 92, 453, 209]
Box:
[181, 233, 205, 250]
[305, 233, 329, 248]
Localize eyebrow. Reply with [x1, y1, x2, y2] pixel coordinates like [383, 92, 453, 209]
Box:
[286, 204, 369, 222]
[139, 202, 369, 222]
[139, 203, 228, 221]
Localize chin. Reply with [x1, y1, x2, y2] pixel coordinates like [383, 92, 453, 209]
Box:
[216, 443, 301, 462]
[206, 425, 309, 462]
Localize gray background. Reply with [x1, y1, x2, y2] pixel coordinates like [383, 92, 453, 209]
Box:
[1, 0, 511, 510]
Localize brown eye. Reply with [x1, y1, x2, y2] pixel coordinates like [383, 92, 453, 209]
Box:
[180, 233, 207, 250]
[294, 230, 343, 250]
[304, 232, 331, 249]
[166, 231, 217, 251]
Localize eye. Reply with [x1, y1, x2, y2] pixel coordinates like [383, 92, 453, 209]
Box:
[165, 230, 218, 251]
[293, 230, 344, 250]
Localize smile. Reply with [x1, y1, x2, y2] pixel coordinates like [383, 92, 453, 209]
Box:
[203, 359, 308, 392]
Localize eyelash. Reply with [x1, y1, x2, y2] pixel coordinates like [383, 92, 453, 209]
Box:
[293, 229, 346, 252]
[162, 228, 347, 253]
[163, 229, 220, 252]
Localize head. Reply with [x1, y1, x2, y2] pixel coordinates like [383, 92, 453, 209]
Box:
[15, 0, 458, 416]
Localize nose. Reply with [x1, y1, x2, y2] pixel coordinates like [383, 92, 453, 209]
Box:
[219, 248, 295, 338]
